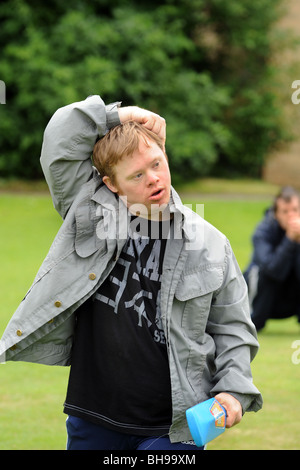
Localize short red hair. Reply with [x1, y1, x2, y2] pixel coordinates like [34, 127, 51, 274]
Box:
[93, 121, 165, 184]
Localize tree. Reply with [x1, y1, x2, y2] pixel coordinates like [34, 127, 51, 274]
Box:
[0, 0, 285, 180]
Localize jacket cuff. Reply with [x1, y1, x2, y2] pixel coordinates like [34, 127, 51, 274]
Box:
[105, 102, 122, 129]
[227, 392, 261, 414]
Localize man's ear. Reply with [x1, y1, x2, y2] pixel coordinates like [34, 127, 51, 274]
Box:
[102, 175, 119, 194]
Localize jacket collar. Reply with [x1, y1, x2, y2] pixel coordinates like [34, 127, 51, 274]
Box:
[91, 182, 119, 210]
[169, 187, 203, 245]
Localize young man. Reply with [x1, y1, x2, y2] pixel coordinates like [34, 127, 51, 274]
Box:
[0, 95, 262, 450]
[244, 186, 300, 331]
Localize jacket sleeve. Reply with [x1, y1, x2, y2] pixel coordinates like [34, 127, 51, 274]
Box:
[207, 240, 263, 413]
[252, 219, 296, 281]
[40, 95, 121, 219]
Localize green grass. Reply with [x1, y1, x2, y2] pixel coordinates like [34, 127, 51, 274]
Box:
[176, 177, 279, 197]
[1, 180, 300, 450]
[0, 194, 68, 450]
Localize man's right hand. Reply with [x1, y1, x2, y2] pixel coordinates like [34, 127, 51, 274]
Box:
[118, 106, 166, 145]
[286, 216, 300, 242]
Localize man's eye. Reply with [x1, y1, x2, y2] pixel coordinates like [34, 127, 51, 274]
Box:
[134, 173, 143, 179]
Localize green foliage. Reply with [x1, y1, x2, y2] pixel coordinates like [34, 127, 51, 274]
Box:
[0, 0, 285, 179]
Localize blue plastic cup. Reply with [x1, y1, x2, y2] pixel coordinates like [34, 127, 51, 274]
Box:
[186, 398, 226, 447]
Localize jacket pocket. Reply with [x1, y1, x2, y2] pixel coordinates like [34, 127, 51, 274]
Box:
[175, 267, 223, 341]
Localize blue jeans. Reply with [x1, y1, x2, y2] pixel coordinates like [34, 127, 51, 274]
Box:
[66, 415, 203, 450]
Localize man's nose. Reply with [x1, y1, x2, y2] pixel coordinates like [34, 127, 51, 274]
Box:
[147, 171, 159, 185]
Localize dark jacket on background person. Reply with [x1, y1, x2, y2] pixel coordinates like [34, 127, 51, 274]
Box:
[244, 208, 300, 330]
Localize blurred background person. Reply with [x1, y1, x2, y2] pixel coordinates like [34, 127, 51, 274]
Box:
[244, 186, 300, 332]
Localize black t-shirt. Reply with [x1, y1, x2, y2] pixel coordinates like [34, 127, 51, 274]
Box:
[64, 218, 172, 436]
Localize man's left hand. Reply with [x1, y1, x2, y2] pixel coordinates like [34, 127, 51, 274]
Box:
[214, 393, 242, 428]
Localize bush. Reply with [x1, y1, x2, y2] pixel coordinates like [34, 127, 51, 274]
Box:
[0, 0, 285, 180]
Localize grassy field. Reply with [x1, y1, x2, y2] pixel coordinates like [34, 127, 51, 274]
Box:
[0, 180, 299, 450]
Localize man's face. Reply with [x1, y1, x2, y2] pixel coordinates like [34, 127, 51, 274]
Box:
[275, 196, 300, 230]
[103, 138, 171, 219]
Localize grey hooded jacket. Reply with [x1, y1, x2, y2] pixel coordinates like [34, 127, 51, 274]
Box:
[0, 95, 262, 443]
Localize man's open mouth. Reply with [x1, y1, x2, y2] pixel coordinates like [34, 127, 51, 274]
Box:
[149, 188, 164, 200]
